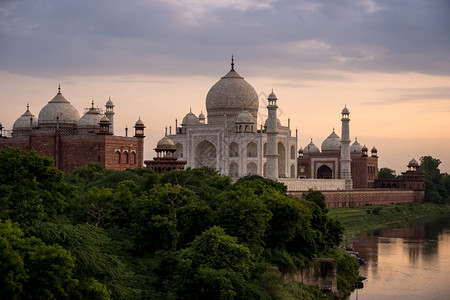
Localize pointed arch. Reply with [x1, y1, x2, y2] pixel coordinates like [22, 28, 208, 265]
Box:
[229, 142, 239, 157]
[229, 162, 238, 177]
[175, 143, 184, 158]
[194, 140, 217, 169]
[247, 162, 257, 175]
[247, 142, 257, 157]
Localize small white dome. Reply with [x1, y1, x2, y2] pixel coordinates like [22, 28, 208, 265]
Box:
[342, 106, 350, 114]
[13, 105, 38, 130]
[321, 130, 341, 152]
[135, 118, 145, 126]
[304, 140, 320, 154]
[350, 138, 363, 154]
[182, 111, 198, 125]
[268, 91, 277, 101]
[106, 98, 114, 107]
[77, 106, 104, 129]
[235, 110, 254, 124]
[198, 111, 205, 120]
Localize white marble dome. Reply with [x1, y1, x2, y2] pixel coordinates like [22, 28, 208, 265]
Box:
[350, 138, 363, 154]
[38, 89, 80, 127]
[236, 110, 254, 123]
[206, 64, 259, 125]
[304, 140, 320, 154]
[77, 106, 104, 128]
[182, 111, 198, 125]
[13, 105, 38, 130]
[321, 130, 341, 152]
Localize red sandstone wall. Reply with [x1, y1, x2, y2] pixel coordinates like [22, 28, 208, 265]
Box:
[289, 189, 420, 208]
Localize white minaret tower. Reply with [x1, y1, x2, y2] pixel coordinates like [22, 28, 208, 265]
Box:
[340, 105, 352, 189]
[266, 90, 279, 181]
[105, 97, 115, 135]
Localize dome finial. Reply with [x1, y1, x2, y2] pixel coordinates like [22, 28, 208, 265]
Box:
[231, 55, 234, 70]
[91, 100, 94, 108]
[26, 102, 29, 111]
[58, 85, 61, 94]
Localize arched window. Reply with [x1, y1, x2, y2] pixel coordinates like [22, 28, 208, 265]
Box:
[115, 151, 121, 163]
[247, 142, 257, 157]
[229, 162, 238, 177]
[175, 143, 184, 158]
[290, 164, 296, 178]
[247, 162, 257, 175]
[290, 145, 296, 160]
[229, 142, 239, 157]
[131, 152, 136, 164]
[124, 151, 129, 164]
[263, 143, 267, 157]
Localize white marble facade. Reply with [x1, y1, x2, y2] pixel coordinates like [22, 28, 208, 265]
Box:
[163, 60, 297, 179]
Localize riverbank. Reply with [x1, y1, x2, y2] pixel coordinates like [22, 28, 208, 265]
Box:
[328, 202, 450, 241]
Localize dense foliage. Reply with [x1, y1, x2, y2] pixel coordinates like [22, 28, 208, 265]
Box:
[420, 156, 450, 204]
[0, 147, 359, 299]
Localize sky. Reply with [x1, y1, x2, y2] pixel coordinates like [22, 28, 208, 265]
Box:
[1, 0, 450, 174]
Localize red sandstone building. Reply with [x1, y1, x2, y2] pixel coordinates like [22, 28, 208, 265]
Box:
[0, 87, 145, 173]
[144, 135, 187, 174]
[298, 134, 378, 188]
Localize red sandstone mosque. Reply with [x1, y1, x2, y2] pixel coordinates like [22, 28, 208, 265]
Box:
[0, 86, 145, 173]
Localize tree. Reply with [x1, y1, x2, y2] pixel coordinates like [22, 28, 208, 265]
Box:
[0, 146, 76, 224]
[176, 226, 262, 299]
[377, 167, 397, 179]
[302, 189, 327, 213]
[215, 186, 272, 255]
[0, 220, 78, 299]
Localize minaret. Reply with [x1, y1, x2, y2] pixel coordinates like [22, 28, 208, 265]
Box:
[105, 97, 115, 135]
[266, 90, 279, 181]
[340, 105, 352, 189]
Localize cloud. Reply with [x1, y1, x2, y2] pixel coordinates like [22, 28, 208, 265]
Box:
[364, 87, 450, 105]
[0, 0, 449, 78]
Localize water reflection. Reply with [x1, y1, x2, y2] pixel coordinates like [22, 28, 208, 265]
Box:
[347, 215, 450, 300]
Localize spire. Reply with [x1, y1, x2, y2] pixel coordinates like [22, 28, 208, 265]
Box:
[91, 100, 94, 108]
[58, 85, 61, 94]
[231, 55, 234, 70]
[26, 103, 30, 111]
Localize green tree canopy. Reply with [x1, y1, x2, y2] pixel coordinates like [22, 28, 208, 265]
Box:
[377, 167, 398, 180]
[0, 146, 75, 224]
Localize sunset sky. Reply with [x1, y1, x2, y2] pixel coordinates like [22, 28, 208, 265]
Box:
[1, 0, 449, 174]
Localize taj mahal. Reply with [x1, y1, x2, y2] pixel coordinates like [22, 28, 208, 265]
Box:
[147, 58, 370, 190]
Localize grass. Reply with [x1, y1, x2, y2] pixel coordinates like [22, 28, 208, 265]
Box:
[328, 202, 450, 241]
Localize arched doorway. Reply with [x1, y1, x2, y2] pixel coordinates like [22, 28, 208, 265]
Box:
[194, 140, 217, 169]
[317, 165, 332, 179]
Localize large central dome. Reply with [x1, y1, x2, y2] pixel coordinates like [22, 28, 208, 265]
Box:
[206, 61, 259, 125]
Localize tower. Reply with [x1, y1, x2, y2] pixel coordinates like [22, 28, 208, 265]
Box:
[266, 91, 279, 181]
[105, 98, 115, 134]
[340, 106, 352, 189]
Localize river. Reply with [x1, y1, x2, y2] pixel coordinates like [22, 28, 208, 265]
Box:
[346, 215, 450, 300]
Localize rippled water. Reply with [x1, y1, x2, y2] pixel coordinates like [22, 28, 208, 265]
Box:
[347, 215, 450, 300]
